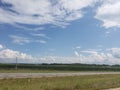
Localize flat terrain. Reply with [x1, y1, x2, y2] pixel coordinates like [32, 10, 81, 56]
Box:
[0, 72, 120, 79]
[0, 74, 120, 90]
[107, 88, 120, 90]
[0, 64, 120, 90]
[1, 64, 120, 72]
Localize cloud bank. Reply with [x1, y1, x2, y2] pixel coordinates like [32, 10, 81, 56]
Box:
[0, 44, 120, 65]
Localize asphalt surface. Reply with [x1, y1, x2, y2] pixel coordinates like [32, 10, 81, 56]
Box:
[1, 72, 120, 90]
[0, 72, 120, 79]
[107, 88, 120, 90]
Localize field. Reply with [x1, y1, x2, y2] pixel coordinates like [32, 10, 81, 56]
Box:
[0, 63, 120, 73]
[0, 74, 120, 90]
[0, 63, 120, 90]
[0, 69, 65, 73]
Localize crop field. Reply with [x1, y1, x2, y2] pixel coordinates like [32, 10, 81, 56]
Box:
[0, 63, 120, 73]
[0, 74, 120, 90]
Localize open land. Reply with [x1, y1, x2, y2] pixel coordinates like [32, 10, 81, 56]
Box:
[0, 63, 120, 90]
[0, 74, 120, 90]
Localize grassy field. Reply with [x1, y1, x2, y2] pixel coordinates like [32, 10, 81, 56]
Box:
[0, 74, 120, 90]
[0, 63, 120, 73]
[0, 69, 71, 73]
[0, 69, 91, 73]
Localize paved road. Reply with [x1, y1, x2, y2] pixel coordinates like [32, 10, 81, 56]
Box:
[0, 72, 120, 79]
[106, 88, 120, 90]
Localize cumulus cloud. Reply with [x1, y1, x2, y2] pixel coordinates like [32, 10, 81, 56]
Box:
[107, 48, 120, 58]
[0, 49, 32, 59]
[30, 48, 119, 65]
[0, 0, 97, 28]
[95, 0, 120, 28]
[0, 48, 34, 63]
[72, 48, 120, 65]
[0, 45, 120, 64]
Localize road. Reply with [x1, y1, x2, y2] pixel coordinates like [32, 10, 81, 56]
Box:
[106, 88, 120, 90]
[0, 72, 120, 79]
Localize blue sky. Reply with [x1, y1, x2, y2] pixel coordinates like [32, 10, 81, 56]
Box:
[0, 0, 120, 64]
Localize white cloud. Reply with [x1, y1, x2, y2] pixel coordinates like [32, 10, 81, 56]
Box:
[0, 48, 34, 63]
[0, 46, 120, 64]
[10, 35, 47, 45]
[107, 48, 120, 58]
[80, 50, 98, 54]
[12, 24, 45, 31]
[1, 0, 120, 29]
[31, 33, 46, 37]
[35, 48, 120, 65]
[76, 46, 81, 49]
[0, 49, 32, 59]
[31, 33, 51, 39]
[0, 0, 97, 28]
[10, 35, 31, 45]
[95, 0, 120, 28]
[0, 44, 3, 49]
[72, 48, 120, 65]
[72, 46, 81, 50]
[35, 40, 46, 44]
[74, 51, 80, 57]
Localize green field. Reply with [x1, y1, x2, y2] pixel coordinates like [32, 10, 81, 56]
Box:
[0, 69, 78, 73]
[0, 63, 120, 73]
[0, 74, 120, 90]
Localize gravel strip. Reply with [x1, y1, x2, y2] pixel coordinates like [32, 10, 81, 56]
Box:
[0, 72, 120, 79]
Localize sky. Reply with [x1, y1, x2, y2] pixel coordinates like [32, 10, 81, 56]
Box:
[0, 0, 120, 64]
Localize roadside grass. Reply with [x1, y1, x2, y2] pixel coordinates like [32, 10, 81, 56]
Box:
[0, 74, 120, 90]
[0, 69, 117, 73]
[0, 69, 82, 73]
[0, 69, 61, 73]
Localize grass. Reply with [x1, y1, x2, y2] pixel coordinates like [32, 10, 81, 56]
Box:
[0, 69, 62, 73]
[0, 69, 117, 73]
[0, 74, 120, 90]
[0, 69, 83, 73]
[1, 63, 120, 72]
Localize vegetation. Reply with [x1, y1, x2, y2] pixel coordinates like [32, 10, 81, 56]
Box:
[0, 63, 120, 73]
[0, 74, 120, 90]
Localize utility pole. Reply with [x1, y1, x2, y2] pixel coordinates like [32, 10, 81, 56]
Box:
[15, 57, 18, 70]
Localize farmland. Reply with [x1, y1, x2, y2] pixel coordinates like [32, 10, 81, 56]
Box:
[0, 63, 120, 73]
